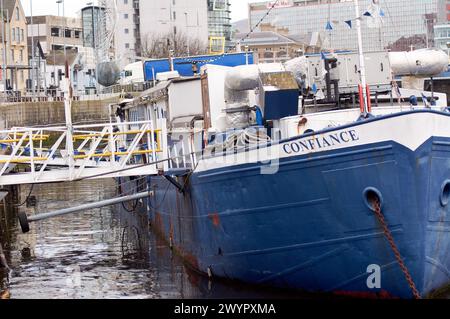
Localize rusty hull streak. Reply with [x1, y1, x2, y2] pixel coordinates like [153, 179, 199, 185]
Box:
[149, 214, 203, 275]
[208, 213, 221, 228]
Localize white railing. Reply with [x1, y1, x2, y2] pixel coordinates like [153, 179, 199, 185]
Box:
[166, 129, 202, 172]
[0, 120, 166, 186]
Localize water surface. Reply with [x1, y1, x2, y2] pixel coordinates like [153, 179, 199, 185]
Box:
[0, 180, 310, 299]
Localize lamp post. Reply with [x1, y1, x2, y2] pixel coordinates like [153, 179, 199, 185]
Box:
[30, 0, 35, 98]
[0, 0, 7, 96]
[184, 12, 190, 56]
[56, 0, 66, 59]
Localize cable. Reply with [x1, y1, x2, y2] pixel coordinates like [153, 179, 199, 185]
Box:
[148, 160, 200, 212]
[118, 176, 146, 212]
[14, 184, 34, 208]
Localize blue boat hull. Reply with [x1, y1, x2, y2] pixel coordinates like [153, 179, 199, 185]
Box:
[124, 112, 450, 298]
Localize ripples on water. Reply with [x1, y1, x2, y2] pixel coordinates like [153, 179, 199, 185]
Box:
[0, 180, 311, 300]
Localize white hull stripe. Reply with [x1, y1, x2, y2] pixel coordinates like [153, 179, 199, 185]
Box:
[196, 111, 450, 172]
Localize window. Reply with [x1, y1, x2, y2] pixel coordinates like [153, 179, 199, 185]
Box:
[74, 30, 81, 38]
[51, 27, 60, 37]
[16, 7, 19, 21]
[20, 49, 23, 62]
[21, 29, 24, 42]
[12, 28, 15, 42]
[65, 29, 71, 38]
[124, 0, 128, 4]
[125, 28, 129, 34]
[173, 11, 176, 20]
[125, 43, 130, 48]
[10, 50, 14, 62]
[124, 13, 129, 19]
[16, 27, 20, 41]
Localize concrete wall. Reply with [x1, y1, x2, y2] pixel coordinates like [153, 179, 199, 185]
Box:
[0, 97, 121, 128]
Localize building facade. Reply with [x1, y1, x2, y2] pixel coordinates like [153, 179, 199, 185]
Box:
[235, 31, 303, 63]
[81, 6, 103, 49]
[26, 15, 83, 55]
[207, 0, 232, 53]
[249, 0, 447, 52]
[45, 47, 97, 97]
[140, 0, 209, 43]
[434, 24, 450, 56]
[0, 0, 29, 94]
[112, 0, 141, 64]
[112, 0, 232, 64]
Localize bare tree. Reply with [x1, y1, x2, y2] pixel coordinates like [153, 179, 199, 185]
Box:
[141, 31, 208, 59]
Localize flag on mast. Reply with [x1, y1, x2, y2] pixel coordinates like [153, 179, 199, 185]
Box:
[366, 0, 384, 29]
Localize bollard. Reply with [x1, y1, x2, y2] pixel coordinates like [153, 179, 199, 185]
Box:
[18, 191, 152, 233]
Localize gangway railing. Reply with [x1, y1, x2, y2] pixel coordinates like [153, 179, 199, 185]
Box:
[0, 120, 167, 186]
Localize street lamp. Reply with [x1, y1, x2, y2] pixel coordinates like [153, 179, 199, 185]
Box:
[56, 0, 66, 59]
[30, 0, 36, 98]
[184, 12, 190, 56]
[0, 0, 7, 96]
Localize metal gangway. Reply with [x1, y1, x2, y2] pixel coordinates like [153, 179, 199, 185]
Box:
[0, 119, 168, 186]
[3, 62, 204, 235]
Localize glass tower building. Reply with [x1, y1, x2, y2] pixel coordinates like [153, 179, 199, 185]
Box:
[249, 0, 447, 52]
[81, 6, 105, 49]
[208, 0, 232, 52]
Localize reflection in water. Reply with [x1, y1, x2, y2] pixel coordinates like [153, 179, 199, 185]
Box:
[0, 180, 305, 299]
[0, 180, 449, 299]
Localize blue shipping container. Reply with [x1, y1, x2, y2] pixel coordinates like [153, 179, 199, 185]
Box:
[143, 52, 254, 81]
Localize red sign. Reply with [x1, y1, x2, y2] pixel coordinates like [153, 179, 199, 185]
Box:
[267, 0, 293, 9]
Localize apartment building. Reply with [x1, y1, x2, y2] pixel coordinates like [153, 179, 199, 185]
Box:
[112, 0, 232, 64]
[0, 0, 29, 94]
[26, 15, 83, 55]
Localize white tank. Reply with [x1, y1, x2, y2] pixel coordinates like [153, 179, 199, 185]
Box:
[389, 49, 449, 77]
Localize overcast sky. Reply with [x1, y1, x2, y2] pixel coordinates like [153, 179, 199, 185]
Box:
[20, 0, 253, 22]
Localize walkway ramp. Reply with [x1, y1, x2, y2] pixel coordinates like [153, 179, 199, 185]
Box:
[0, 120, 168, 186]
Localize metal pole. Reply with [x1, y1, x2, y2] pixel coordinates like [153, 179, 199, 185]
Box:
[30, 0, 35, 99]
[6, 9, 12, 93]
[18, 191, 152, 233]
[1, 0, 7, 97]
[29, 191, 151, 222]
[354, 0, 369, 117]
[64, 60, 74, 180]
[54, 2, 59, 88]
[62, 0, 66, 59]
[185, 12, 189, 56]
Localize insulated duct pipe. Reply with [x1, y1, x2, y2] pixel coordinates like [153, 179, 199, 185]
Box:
[224, 65, 260, 128]
[389, 49, 449, 77]
[284, 56, 309, 89]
